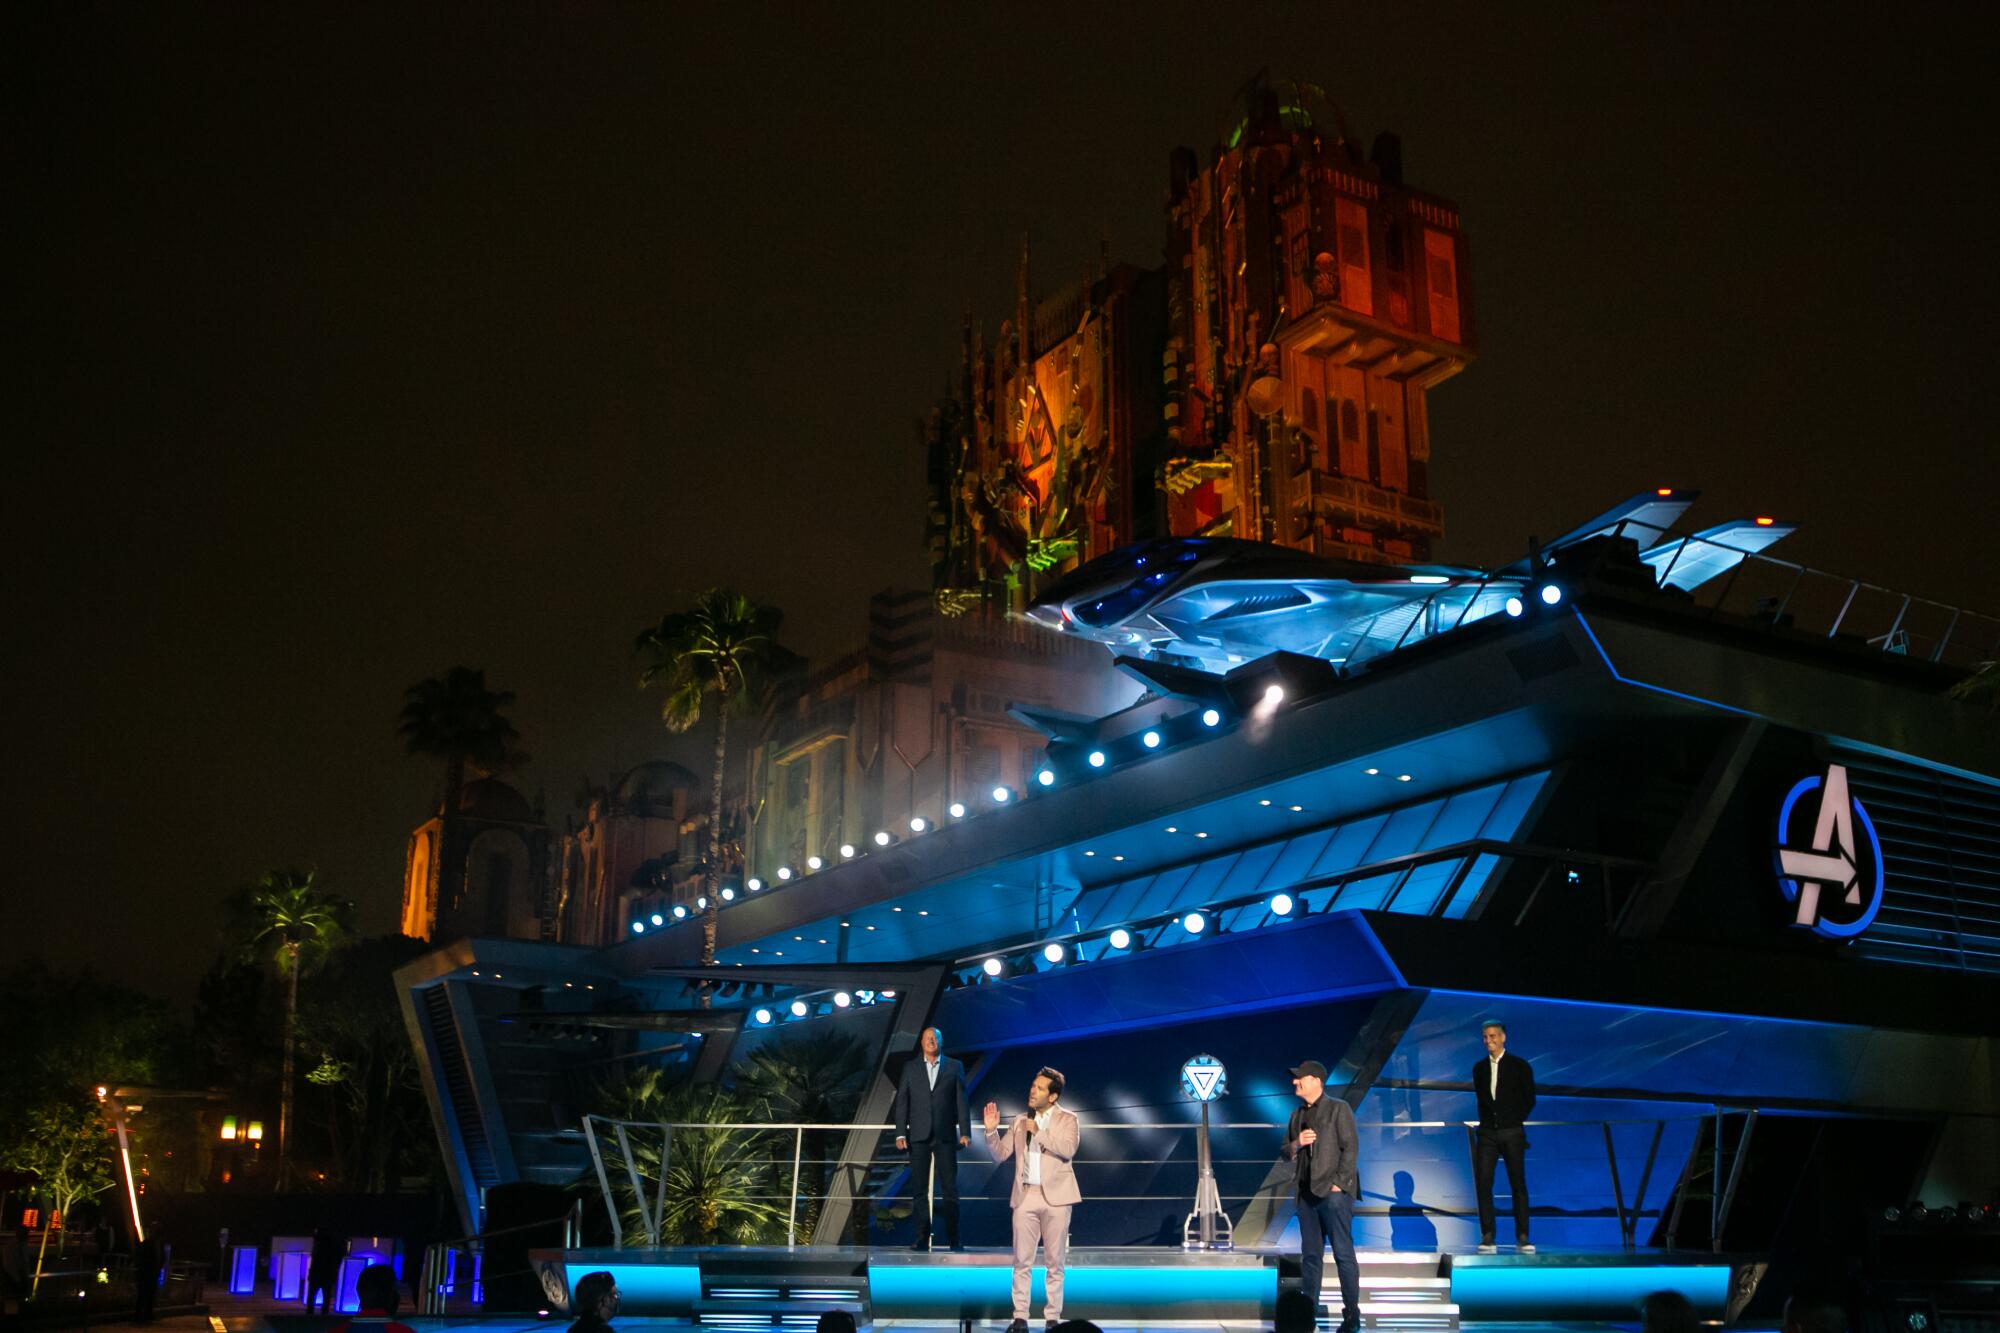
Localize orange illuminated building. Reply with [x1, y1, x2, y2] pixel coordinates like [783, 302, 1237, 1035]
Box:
[929, 75, 1474, 606]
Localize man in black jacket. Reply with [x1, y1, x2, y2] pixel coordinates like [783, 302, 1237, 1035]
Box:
[1472, 1021, 1536, 1252]
[1281, 1059, 1359, 1333]
[891, 1026, 972, 1251]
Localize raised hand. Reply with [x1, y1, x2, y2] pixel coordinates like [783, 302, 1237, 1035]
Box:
[982, 1102, 1000, 1132]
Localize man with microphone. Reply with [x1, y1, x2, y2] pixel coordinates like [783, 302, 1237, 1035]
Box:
[983, 1068, 1079, 1333]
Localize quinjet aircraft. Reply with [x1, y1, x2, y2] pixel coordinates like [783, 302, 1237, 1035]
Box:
[1024, 489, 1795, 675]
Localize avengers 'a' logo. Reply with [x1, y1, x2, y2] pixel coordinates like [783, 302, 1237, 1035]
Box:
[1774, 763, 1884, 939]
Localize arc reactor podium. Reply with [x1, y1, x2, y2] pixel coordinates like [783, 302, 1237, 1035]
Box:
[1181, 1053, 1232, 1250]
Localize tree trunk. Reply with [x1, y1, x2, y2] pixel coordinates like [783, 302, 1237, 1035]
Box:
[279, 941, 299, 1190]
[700, 704, 728, 1005]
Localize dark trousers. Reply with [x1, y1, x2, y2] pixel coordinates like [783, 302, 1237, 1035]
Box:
[308, 1274, 336, 1314]
[1473, 1126, 1531, 1242]
[1296, 1189, 1359, 1320]
[908, 1137, 961, 1247]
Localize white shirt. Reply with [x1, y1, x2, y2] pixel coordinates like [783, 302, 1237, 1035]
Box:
[1488, 1054, 1503, 1100]
[1025, 1107, 1053, 1185]
[926, 1059, 939, 1090]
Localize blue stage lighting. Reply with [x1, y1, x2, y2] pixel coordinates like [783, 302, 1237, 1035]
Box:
[1042, 943, 1065, 964]
[789, 1000, 809, 1018]
[1270, 893, 1294, 916]
[1504, 596, 1524, 618]
[949, 801, 967, 818]
[720, 887, 735, 901]
[1088, 751, 1106, 768]
[1540, 583, 1563, 606]
[650, 913, 664, 926]
[992, 786, 1012, 803]
[672, 904, 688, 919]
[1183, 911, 1208, 934]
[833, 991, 851, 1008]
[747, 877, 763, 891]
[1200, 708, 1222, 727]
[1035, 769, 1055, 787]
[1142, 730, 1162, 748]
[982, 957, 1004, 977]
[753, 1008, 772, 1025]
[1108, 928, 1132, 950]
[909, 816, 928, 833]
[631, 921, 644, 934]
[874, 829, 893, 846]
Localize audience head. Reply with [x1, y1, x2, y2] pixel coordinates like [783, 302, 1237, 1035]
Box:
[355, 1265, 399, 1316]
[1275, 1289, 1319, 1333]
[1639, 1289, 1699, 1333]
[572, 1270, 620, 1323]
[813, 1313, 857, 1333]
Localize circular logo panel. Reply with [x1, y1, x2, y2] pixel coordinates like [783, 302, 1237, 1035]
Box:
[1773, 763, 1884, 939]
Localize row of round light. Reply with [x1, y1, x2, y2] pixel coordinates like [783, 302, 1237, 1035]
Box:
[1501, 583, 1564, 618]
[966, 890, 1302, 980]
[750, 987, 898, 1026]
[630, 700, 1243, 937]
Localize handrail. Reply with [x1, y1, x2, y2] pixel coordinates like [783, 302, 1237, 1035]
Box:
[580, 1109, 1725, 1251]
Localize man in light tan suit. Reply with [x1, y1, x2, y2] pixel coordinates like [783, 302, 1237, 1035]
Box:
[981, 1067, 1079, 1333]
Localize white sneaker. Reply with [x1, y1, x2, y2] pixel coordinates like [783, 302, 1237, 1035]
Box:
[1476, 1243, 1496, 1254]
[1520, 1242, 1537, 1254]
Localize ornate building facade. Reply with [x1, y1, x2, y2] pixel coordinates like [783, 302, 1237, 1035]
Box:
[928, 76, 1474, 610]
[399, 777, 553, 944]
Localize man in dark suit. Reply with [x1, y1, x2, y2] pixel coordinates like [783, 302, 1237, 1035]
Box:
[1472, 1021, 1536, 1252]
[1281, 1059, 1360, 1333]
[891, 1025, 971, 1251]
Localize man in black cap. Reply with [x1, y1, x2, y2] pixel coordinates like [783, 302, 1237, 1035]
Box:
[1281, 1059, 1360, 1333]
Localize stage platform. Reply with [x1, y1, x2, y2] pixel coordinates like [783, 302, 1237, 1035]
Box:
[529, 1244, 1746, 1328]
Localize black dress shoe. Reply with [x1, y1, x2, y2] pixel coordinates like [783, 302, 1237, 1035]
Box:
[1005, 1320, 1028, 1333]
[1334, 1320, 1359, 1333]
[910, 1239, 930, 1252]
[949, 1242, 966, 1252]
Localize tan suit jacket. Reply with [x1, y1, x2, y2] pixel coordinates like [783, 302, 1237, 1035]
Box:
[984, 1105, 1081, 1208]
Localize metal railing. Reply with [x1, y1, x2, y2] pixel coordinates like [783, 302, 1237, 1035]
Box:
[416, 1202, 583, 1315]
[580, 1110, 1729, 1252]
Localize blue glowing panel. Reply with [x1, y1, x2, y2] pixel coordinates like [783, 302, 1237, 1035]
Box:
[868, 1261, 1274, 1320]
[1452, 1261, 1731, 1319]
[1389, 858, 1462, 915]
[274, 1250, 309, 1301]
[228, 1245, 259, 1295]
[334, 1256, 366, 1313]
[1331, 871, 1400, 912]
[1224, 840, 1284, 894]
[1308, 814, 1390, 879]
[561, 1261, 702, 1314]
[1440, 853, 1501, 918]
[1422, 784, 1505, 848]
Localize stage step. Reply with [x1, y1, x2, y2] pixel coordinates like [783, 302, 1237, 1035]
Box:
[1314, 1300, 1462, 1331]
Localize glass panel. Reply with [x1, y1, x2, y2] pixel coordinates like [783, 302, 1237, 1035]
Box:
[1331, 871, 1400, 912]
[1389, 858, 1463, 916]
[1308, 813, 1390, 880]
[1440, 854, 1502, 919]
[1421, 784, 1504, 849]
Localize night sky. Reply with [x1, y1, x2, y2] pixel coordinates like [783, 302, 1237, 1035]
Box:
[13, 5, 1997, 1003]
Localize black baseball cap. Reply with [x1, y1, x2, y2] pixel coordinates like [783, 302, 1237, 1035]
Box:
[1289, 1060, 1328, 1079]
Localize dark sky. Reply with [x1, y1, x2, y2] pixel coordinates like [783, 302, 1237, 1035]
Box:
[12, 4, 1996, 1003]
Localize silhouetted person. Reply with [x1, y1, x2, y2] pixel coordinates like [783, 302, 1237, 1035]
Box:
[1640, 1289, 1699, 1333]
[1387, 1170, 1438, 1252]
[307, 1228, 343, 1314]
[813, 1313, 857, 1333]
[132, 1234, 161, 1323]
[1048, 1322, 1103, 1333]
[567, 1270, 619, 1333]
[331, 1265, 415, 1333]
[1275, 1289, 1319, 1333]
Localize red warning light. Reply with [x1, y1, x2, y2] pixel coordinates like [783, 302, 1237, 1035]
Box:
[1655, 488, 1674, 497]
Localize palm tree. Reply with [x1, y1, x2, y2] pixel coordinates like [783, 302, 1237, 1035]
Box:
[634, 590, 798, 977]
[231, 869, 350, 1189]
[1949, 660, 1999, 711]
[397, 667, 526, 931]
[733, 1031, 871, 1238]
[589, 1067, 787, 1244]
